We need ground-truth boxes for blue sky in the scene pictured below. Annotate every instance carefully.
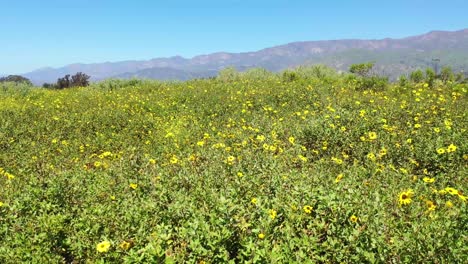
[1,0,467,74]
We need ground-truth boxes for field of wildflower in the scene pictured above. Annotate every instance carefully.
[0,73,466,263]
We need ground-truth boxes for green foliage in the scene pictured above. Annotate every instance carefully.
[348,62,388,90]
[0,75,32,86]
[48,72,91,89]
[0,77,466,263]
[454,72,465,83]
[410,69,424,83]
[425,68,436,87]
[398,75,408,87]
[349,62,375,78]
[217,67,240,82]
[281,70,299,82]
[240,68,275,81]
[440,66,455,83]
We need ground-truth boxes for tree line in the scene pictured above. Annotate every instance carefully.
[0,72,90,89]
[42,72,90,89]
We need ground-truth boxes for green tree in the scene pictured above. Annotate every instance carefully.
[349,62,375,78]
[439,66,454,83]
[55,72,90,89]
[425,68,436,87]
[282,70,299,82]
[410,69,424,83]
[398,75,408,87]
[217,67,239,82]
[454,72,465,83]
[56,74,71,89]
[0,75,33,86]
[71,72,90,87]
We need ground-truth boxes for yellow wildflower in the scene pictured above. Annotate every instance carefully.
[303,205,313,214]
[269,209,277,220]
[445,187,458,195]
[335,173,344,183]
[368,132,377,140]
[96,240,111,253]
[170,155,179,164]
[425,200,436,211]
[423,177,435,183]
[446,144,457,153]
[349,215,358,223]
[119,241,132,251]
[399,189,414,205]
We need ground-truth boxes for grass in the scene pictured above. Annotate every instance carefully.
[0,76,466,263]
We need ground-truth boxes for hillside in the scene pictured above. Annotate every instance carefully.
[22,29,468,84]
[0,74,466,262]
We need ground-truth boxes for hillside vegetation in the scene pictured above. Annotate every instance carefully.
[0,71,466,263]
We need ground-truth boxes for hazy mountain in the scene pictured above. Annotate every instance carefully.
[22,29,468,84]
[115,67,218,80]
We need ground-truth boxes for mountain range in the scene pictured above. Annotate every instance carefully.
[22,28,468,85]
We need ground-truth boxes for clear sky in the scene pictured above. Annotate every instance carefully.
[1,0,467,74]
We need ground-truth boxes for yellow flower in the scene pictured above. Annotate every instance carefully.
[129,183,138,190]
[226,156,236,165]
[0,201,4,207]
[425,200,436,211]
[445,201,453,208]
[335,173,344,183]
[367,153,376,161]
[96,240,111,253]
[349,215,358,223]
[288,136,295,145]
[399,189,414,205]
[119,241,132,251]
[458,194,467,202]
[379,148,387,157]
[331,157,343,165]
[368,132,377,140]
[423,177,435,183]
[149,158,156,164]
[4,172,15,180]
[445,187,458,195]
[269,209,277,220]
[251,198,257,205]
[297,155,308,162]
[303,205,313,214]
[436,148,445,154]
[446,144,457,153]
[258,233,265,239]
[170,155,179,164]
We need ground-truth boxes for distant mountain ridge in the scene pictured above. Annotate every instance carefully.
[22,28,468,85]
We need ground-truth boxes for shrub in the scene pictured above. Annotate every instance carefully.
[0,75,32,86]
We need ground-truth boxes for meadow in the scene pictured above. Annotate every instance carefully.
[0,71,466,263]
